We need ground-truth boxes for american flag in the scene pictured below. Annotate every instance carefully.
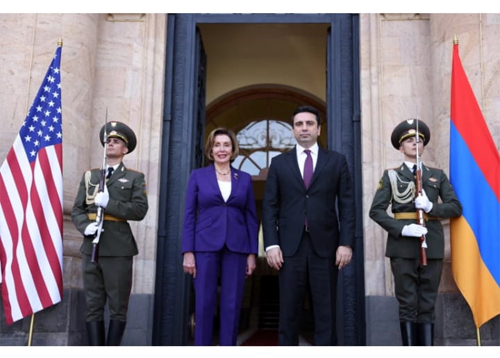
[0,44,63,325]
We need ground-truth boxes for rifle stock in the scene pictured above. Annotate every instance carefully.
[91,167,106,263]
[414,118,427,266]
[91,110,108,263]
[415,168,428,266]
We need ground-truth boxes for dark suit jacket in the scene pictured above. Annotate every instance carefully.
[71,162,149,256]
[369,163,462,259]
[181,164,259,255]
[262,146,356,259]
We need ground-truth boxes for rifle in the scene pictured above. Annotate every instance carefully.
[91,110,108,263]
[415,119,428,266]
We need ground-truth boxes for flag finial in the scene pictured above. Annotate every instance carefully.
[453,35,458,45]
[58,38,63,47]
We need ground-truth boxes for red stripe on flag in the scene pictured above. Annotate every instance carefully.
[451,44,500,201]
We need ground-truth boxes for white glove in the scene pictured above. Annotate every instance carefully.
[84,222,100,236]
[402,224,428,237]
[415,189,433,213]
[94,185,109,208]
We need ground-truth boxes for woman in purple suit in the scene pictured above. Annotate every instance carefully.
[182,128,259,346]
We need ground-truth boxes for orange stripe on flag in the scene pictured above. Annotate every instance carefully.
[451,216,500,328]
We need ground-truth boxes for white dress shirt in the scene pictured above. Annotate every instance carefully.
[218,180,231,202]
[296,142,319,179]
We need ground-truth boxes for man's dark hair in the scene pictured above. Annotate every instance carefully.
[292,105,321,126]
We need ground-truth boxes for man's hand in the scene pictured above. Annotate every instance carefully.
[336,245,352,270]
[84,222,100,236]
[266,247,284,270]
[402,224,428,237]
[94,185,109,208]
[183,252,197,278]
[415,189,433,213]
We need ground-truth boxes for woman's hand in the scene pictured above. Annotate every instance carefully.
[246,254,256,277]
[183,252,197,278]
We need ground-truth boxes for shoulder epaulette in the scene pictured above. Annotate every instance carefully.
[126,168,143,174]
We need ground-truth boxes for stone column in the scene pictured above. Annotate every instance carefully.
[58,14,101,287]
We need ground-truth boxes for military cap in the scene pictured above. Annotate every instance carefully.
[99,121,137,154]
[391,118,430,150]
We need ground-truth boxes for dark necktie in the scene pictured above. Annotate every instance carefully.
[303,150,313,231]
[412,164,417,176]
[303,149,313,189]
[106,167,114,179]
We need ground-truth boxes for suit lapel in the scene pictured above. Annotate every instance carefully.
[309,148,328,188]
[206,164,221,197]
[398,163,414,182]
[422,163,434,184]
[228,167,240,202]
[284,148,305,189]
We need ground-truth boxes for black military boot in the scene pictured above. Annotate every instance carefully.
[86,320,105,346]
[106,319,127,346]
[416,322,434,346]
[400,321,417,346]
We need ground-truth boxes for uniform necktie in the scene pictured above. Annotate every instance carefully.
[106,167,114,179]
[303,149,313,189]
[412,164,417,176]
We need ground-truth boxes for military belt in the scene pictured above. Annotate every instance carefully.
[88,213,127,222]
[394,212,439,221]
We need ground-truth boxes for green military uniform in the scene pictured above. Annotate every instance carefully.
[369,119,462,346]
[71,121,148,346]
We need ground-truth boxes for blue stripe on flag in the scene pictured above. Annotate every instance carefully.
[450,121,500,286]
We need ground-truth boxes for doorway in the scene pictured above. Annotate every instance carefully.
[153,14,363,346]
[205,84,327,344]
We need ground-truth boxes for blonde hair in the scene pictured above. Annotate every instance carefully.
[205,128,239,162]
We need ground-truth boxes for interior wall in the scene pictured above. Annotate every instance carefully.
[198,23,329,105]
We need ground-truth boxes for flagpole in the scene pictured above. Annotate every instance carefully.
[28,314,35,346]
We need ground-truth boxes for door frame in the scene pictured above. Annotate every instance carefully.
[153,13,364,346]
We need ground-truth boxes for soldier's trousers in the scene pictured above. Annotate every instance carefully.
[390,258,443,323]
[82,254,133,322]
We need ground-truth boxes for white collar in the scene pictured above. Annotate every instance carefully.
[296,142,319,155]
[404,161,422,170]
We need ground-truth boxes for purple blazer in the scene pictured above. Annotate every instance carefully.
[181,164,259,255]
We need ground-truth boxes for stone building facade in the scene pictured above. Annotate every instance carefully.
[0,13,499,346]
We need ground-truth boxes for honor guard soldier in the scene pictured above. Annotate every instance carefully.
[369,119,462,346]
[71,121,148,346]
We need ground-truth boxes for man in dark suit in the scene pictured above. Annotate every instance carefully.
[262,105,356,345]
[369,119,462,345]
[72,121,148,346]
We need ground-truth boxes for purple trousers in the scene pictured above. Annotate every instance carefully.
[193,247,248,346]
